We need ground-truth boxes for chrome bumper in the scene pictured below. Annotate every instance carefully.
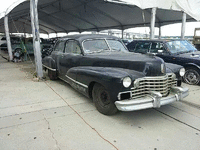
[115,86,189,111]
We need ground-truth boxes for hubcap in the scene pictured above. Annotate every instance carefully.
[100,91,110,106]
[184,69,199,85]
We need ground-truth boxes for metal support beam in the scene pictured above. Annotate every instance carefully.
[30,0,43,79]
[181,12,186,39]
[150,7,157,39]
[159,26,161,39]
[122,29,124,39]
[4,15,13,61]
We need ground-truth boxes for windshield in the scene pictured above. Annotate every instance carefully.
[165,40,197,54]
[83,39,127,54]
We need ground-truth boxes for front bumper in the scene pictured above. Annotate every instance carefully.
[115,86,189,111]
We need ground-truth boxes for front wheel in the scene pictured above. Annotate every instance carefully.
[13,48,24,61]
[92,83,118,115]
[183,67,200,85]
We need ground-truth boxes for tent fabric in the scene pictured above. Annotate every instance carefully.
[175,0,200,21]
[0,0,197,34]
[107,0,200,21]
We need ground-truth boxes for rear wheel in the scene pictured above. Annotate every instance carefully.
[48,69,57,80]
[92,83,118,115]
[183,67,200,85]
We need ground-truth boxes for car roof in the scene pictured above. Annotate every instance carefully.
[59,34,120,42]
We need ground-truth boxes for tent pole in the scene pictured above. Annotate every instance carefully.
[122,29,124,39]
[159,26,161,39]
[181,12,186,39]
[150,7,156,39]
[4,15,13,61]
[30,0,43,79]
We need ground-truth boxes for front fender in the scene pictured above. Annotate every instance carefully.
[12,44,21,51]
[66,67,145,101]
[68,66,145,86]
[184,63,200,69]
[166,63,183,77]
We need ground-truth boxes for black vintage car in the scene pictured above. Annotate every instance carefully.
[42,34,188,115]
[127,39,200,85]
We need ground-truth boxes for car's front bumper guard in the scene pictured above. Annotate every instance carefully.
[115,86,189,111]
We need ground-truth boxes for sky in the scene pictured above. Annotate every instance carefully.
[0,0,200,37]
[126,22,200,37]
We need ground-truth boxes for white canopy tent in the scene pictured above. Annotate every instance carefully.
[107,0,200,21]
[0,0,199,79]
[0,0,198,34]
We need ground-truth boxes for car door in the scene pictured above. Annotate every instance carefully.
[58,40,82,79]
[155,42,177,63]
[50,40,66,69]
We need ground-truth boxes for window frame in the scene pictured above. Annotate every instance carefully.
[54,40,66,52]
[64,39,83,55]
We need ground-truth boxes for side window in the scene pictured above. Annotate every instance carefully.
[127,42,136,52]
[134,42,150,54]
[54,41,65,52]
[150,42,164,53]
[65,40,81,54]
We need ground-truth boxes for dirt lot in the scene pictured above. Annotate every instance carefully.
[0,55,200,150]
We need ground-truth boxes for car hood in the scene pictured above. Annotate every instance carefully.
[82,52,166,76]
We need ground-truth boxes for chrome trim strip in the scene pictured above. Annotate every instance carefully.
[42,64,56,71]
[65,75,88,88]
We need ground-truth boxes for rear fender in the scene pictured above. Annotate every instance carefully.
[42,56,56,71]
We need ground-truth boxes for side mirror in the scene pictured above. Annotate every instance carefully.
[158,50,163,53]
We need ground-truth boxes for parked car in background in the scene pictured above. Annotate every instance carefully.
[0,36,7,50]
[127,39,200,85]
[0,36,21,51]
[43,34,188,115]
[122,39,131,45]
[0,37,53,61]
[12,37,53,55]
[193,28,200,50]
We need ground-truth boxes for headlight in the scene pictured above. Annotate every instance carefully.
[179,68,185,76]
[123,77,132,88]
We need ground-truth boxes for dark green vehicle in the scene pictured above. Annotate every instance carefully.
[12,37,53,55]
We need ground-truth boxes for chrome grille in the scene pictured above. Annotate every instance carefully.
[131,73,177,99]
